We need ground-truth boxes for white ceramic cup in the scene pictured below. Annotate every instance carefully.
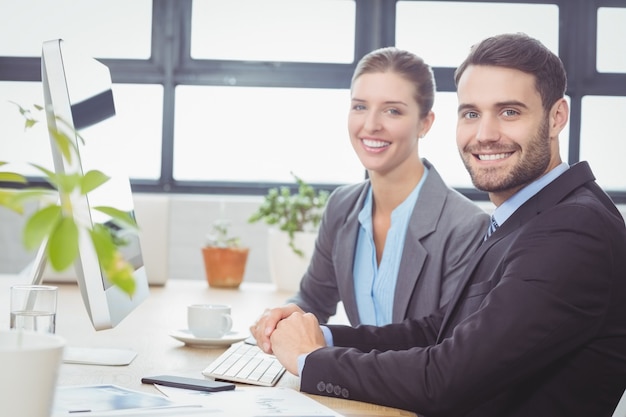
[0,329,66,417]
[187,304,233,339]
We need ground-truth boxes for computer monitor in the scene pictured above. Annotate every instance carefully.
[33,38,150,337]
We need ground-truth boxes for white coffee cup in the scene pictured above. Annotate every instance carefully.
[0,329,66,417]
[187,304,233,339]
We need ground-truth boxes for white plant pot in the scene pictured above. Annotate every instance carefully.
[267,228,316,293]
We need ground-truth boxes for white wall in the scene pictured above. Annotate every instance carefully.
[0,204,36,274]
[165,194,271,283]
[0,193,275,285]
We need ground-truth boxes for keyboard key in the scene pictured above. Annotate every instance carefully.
[238,356,263,379]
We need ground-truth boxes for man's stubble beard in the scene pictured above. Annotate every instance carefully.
[460,117,551,194]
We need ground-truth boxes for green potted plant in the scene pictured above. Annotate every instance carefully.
[248,173,329,292]
[0,103,137,295]
[201,219,249,288]
[248,173,329,256]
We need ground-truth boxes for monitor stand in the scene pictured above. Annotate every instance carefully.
[63,347,137,366]
[28,243,138,366]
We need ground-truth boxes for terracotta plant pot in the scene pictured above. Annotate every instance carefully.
[201,246,249,288]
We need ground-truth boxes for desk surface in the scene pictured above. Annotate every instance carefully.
[1,275,415,417]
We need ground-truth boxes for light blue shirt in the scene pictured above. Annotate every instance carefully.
[353,168,428,325]
[491,162,569,228]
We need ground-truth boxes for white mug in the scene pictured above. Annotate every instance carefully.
[187,304,233,339]
[0,329,66,417]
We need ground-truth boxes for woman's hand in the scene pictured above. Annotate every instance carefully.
[250,303,304,353]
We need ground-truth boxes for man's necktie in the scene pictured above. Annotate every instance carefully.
[484,215,499,241]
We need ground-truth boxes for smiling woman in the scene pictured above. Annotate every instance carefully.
[250,48,490,350]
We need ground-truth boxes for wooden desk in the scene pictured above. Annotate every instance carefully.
[1,275,415,417]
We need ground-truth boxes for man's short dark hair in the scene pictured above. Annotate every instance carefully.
[454,33,567,111]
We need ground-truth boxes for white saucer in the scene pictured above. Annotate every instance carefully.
[169,329,249,348]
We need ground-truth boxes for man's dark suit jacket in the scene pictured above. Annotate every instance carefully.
[300,162,626,417]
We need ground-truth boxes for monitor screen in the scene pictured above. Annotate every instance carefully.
[35,39,150,332]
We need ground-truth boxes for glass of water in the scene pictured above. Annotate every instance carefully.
[10,285,58,334]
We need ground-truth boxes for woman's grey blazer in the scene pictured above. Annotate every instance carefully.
[290,159,490,325]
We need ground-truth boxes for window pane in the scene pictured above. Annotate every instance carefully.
[0,82,162,180]
[191,0,355,63]
[174,86,364,184]
[0,82,52,175]
[0,0,152,58]
[421,92,570,189]
[580,96,626,191]
[419,92,471,188]
[100,84,164,180]
[597,7,626,73]
[396,2,559,68]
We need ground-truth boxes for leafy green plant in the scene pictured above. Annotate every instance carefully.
[0,103,137,295]
[248,173,329,257]
[205,219,242,248]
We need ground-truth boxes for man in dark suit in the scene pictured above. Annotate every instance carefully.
[255,33,626,416]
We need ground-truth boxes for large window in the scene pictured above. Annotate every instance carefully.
[173,85,362,184]
[1,0,625,202]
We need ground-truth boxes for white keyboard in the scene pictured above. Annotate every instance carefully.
[202,342,286,387]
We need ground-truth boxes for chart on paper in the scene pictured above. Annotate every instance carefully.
[154,385,345,417]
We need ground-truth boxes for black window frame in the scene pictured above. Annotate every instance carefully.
[1,0,624,203]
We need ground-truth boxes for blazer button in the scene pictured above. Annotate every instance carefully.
[341,388,349,398]
[333,385,342,396]
[316,381,326,393]
[325,383,334,394]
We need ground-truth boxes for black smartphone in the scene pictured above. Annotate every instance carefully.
[141,375,236,392]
